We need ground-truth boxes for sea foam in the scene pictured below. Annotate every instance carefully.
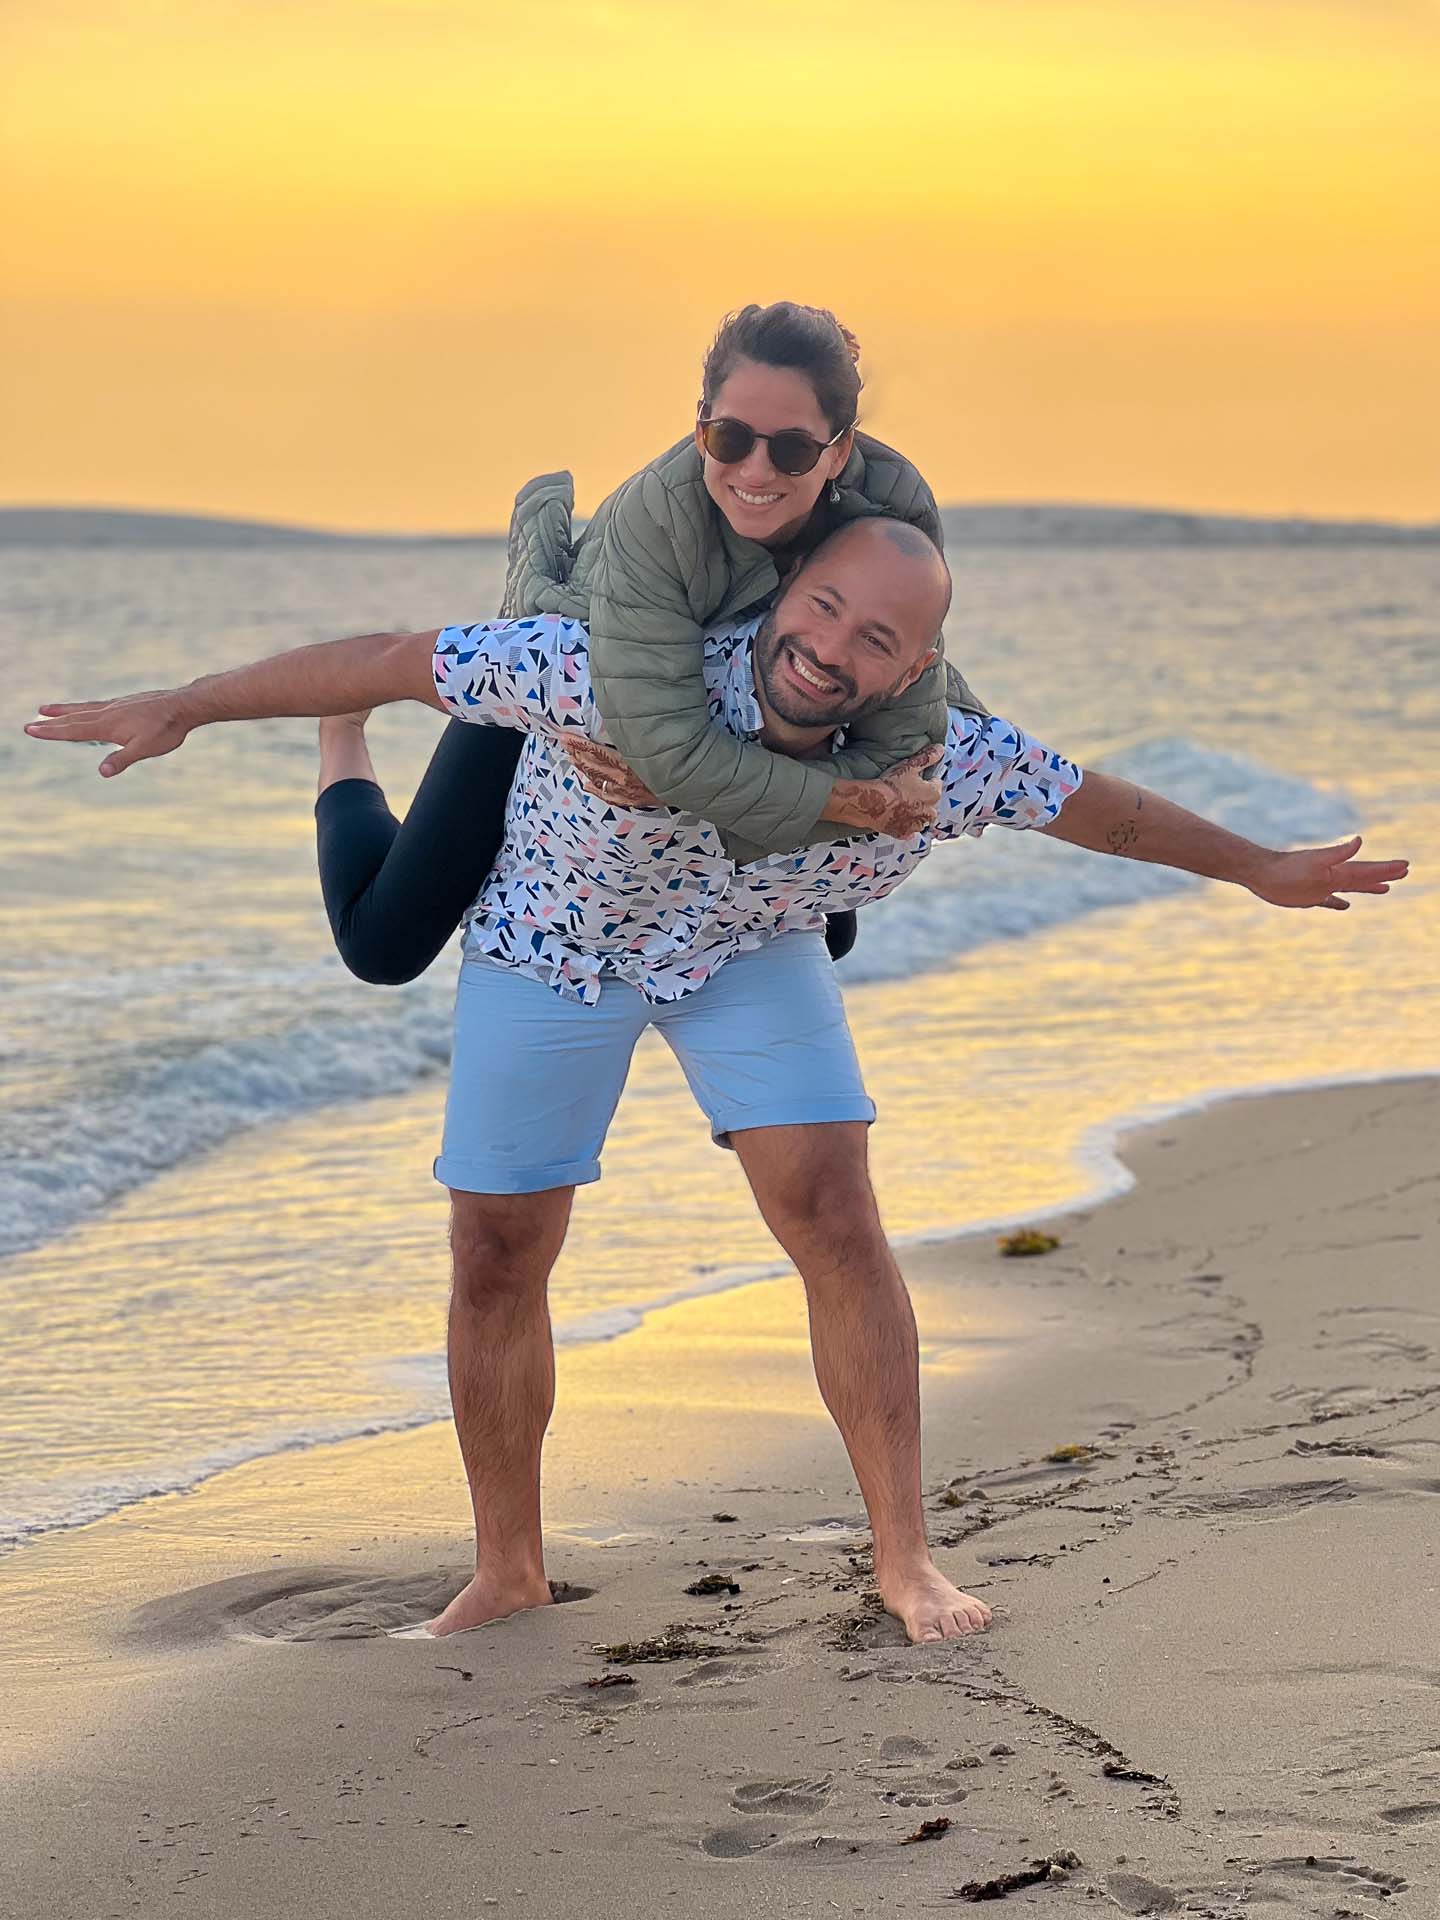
[0,738,1353,1261]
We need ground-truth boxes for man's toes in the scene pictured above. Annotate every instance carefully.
[917,1621,945,1643]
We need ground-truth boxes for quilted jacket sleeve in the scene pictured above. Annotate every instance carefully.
[588,469,838,853]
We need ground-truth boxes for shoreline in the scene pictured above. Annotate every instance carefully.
[8,1062,1436,1562]
[6,1074,1440,1919]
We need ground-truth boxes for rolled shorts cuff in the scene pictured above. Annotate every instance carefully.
[710,1094,877,1150]
[433,1151,602,1195]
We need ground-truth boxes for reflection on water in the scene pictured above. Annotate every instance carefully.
[4,825,1434,1548]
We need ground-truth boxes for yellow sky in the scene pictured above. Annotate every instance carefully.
[3,0,1437,528]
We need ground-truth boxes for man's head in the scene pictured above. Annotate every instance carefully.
[753,518,951,743]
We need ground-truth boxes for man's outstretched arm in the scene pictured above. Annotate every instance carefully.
[1043,768,1408,911]
[25,629,444,777]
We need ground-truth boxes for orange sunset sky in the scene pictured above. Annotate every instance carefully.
[3,0,1437,532]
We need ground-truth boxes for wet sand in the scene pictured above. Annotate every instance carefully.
[5,1077,1438,1918]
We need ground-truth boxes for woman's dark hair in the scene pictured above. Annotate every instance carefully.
[700,302,862,437]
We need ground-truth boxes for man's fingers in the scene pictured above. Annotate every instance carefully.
[1333,859,1408,884]
[26,714,117,742]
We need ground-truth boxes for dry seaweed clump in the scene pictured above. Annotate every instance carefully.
[900,1817,951,1846]
[998,1228,1060,1257]
[953,1849,1081,1900]
[1043,1443,1097,1463]
[594,1626,728,1663]
[685,1572,741,1596]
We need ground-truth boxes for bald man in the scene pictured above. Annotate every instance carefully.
[26,518,1406,1644]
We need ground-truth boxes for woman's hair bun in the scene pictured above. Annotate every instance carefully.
[701,302,864,437]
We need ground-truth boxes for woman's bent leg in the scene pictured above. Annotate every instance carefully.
[314,719,524,985]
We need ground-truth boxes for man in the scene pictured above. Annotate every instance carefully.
[26,519,1407,1644]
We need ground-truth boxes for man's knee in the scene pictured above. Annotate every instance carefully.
[736,1123,884,1253]
[448,1189,571,1307]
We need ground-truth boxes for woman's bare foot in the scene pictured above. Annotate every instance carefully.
[878,1560,992,1643]
[415,1570,556,1638]
[318,711,377,794]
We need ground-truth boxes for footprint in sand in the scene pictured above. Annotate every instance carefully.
[874,1773,970,1808]
[729,1775,834,1814]
[863,1736,967,1808]
[1381,1801,1440,1825]
[1263,1857,1408,1895]
[1106,1872,1179,1915]
[128,1567,593,1644]
[699,1821,782,1858]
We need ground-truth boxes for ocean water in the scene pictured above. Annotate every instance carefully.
[2,540,1437,1550]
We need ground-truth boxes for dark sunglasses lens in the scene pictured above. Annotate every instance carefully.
[702,419,756,464]
[767,431,824,475]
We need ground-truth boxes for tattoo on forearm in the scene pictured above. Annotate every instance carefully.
[1105,786,1144,856]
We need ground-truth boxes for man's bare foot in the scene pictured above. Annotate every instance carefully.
[878,1561,992,1643]
[414,1571,555,1638]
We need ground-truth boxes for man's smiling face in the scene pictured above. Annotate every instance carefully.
[752,520,949,739]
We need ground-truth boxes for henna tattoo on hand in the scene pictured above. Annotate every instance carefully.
[848,787,891,823]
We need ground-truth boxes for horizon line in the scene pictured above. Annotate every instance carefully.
[4,499,1438,539]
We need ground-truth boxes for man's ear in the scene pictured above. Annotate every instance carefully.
[896,645,939,695]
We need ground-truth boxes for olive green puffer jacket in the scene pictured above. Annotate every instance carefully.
[500,433,983,862]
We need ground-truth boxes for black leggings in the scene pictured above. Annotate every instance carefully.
[314,720,857,985]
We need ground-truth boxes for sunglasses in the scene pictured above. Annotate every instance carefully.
[697,413,852,477]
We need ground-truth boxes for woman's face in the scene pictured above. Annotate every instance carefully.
[695,358,854,548]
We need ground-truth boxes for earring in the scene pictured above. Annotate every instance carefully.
[829,481,841,506]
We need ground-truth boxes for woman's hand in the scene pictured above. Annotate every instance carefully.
[565,738,663,809]
[823,746,945,839]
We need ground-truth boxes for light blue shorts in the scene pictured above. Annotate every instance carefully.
[435,932,875,1194]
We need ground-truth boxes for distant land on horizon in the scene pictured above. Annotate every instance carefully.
[2,503,1437,547]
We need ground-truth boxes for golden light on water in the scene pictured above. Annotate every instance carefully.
[6,826,1432,1562]
[3,1,1437,525]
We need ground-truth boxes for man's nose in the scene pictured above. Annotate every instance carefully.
[803,624,852,676]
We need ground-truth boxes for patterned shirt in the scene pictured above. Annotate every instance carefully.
[432,613,1081,1004]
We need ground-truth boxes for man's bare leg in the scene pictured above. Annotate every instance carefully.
[422,1186,574,1637]
[733,1122,991,1644]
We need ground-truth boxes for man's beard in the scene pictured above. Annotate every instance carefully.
[754,611,898,729]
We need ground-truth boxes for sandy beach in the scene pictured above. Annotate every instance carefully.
[5,1075,1438,1918]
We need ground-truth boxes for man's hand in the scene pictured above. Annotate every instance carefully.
[1042,770,1410,912]
[26,689,197,778]
[24,630,443,778]
[565,738,664,809]
[824,745,944,839]
[1245,836,1409,911]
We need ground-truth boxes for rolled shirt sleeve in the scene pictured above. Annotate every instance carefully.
[432,617,595,735]
[935,711,1083,839]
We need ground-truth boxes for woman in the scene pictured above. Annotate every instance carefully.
[316,301,983,982]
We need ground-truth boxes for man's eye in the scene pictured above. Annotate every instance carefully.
[813,596,835,616]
